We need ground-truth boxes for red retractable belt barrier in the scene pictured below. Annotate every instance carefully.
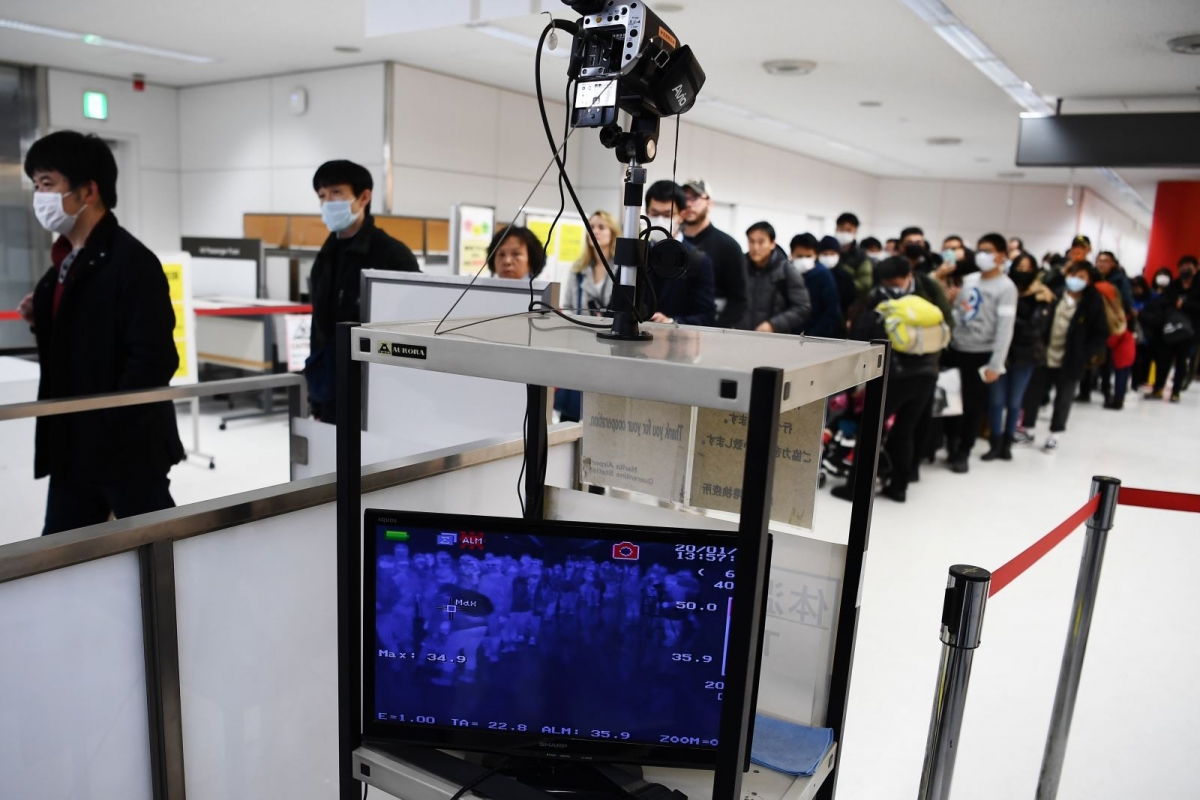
[1118,487,1200,514]
[2,306,312,320]
[988,496,1099,598]
[195,305,312,317]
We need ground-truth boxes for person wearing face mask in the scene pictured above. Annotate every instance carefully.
[834,213,874,301]
[1078,251,1136,404]
[1147,256,1200,401]
[1002,254,1056,452]
[1129,275,1153,389]
[738,221,810,333]
[789,234,843,338]
[17,131,184,535]
[861,237,884,264]
[897,226,933,277]
[941,233,1018,471]
[306,160,419,423]
[1023,263,1109,451]
[939,235,978,291]
[835,256,949,503]
[643,180,716,327]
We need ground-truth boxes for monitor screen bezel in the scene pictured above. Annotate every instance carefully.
[362,508,742,769]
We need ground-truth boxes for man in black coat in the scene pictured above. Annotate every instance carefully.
[644,181,717,327]
[19,131,184,535]
[306,160,420,422]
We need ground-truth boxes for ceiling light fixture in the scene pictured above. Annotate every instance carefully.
[656,2,686,11]
[1167,34,1200,55]
[926,136,962,146]
[0,19,214,63]
[762,59,817,77]
[1095,167,1154,214]
[899,0,1053,115]
[334,45,362,54]
[997,171,1026,179]
[470,22,568,58]
[859,100,882,107]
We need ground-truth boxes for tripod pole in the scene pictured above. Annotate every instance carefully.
[599,160,652,341]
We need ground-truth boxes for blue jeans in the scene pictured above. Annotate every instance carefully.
[987,365,1035,440]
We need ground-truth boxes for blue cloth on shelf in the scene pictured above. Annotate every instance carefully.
[749,714,834,777]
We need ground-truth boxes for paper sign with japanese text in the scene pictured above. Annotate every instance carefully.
[689,401,824,529]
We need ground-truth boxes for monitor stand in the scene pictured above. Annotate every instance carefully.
[368,742,684,800]
[478,755,658,800]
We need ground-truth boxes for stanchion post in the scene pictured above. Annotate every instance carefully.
[1036,475,1121,800]
[918,564,991,800]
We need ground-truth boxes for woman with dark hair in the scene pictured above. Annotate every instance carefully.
[486,226,546,281]
[988,253,1053,458]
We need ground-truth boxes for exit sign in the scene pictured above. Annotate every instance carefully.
[83,91,108,120]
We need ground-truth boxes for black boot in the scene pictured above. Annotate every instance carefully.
[980,437,1004,461]
[998,435,1013,461]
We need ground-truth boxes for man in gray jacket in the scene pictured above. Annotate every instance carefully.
[738,221,811,333]
[942,232,1018,473]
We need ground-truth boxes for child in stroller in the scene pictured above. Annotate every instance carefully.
[820,390,894,490]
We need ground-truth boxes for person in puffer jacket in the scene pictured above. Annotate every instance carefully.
[737,221,811,333]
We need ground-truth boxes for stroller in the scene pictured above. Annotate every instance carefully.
[819,391,893,489]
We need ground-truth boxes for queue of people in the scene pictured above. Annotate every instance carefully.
[15,133,1197,534]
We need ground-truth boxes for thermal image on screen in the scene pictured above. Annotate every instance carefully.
[370,524,738,750]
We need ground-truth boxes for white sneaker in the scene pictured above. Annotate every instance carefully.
[1043,434,1058,451]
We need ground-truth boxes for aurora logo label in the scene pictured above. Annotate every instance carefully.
[389,343,427,360]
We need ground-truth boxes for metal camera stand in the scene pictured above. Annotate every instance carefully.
[335,317,890,800]
[597,115,660,342]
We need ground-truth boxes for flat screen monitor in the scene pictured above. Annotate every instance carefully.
[363,509,746,768]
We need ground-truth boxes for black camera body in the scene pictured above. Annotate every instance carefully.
[563,1,705,130]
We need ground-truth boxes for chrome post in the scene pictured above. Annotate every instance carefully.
[1036,476,1121,800]
[918,564,991,800]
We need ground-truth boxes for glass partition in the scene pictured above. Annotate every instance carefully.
[0,553,153,800]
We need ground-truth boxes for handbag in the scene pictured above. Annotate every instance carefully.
[932,368,963,418]
[1163,310,1196,345]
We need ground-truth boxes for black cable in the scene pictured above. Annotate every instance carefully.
[362,783,369,799]
[535,19,642,323]
[672,112,681,188]
[528,76,575,315]
[449,758,513,800]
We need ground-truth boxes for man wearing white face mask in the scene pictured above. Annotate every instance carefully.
[306,160,419,422]
[834,213,874,302]
[789,235,843,338]
[19,131,184,535]
[941,232,1018,471]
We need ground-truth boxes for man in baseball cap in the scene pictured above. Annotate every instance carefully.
[681,179,746,328]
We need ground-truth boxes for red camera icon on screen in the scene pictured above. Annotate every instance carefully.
[612,542,640,561]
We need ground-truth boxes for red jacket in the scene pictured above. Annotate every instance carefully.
[1108,329,1136,369]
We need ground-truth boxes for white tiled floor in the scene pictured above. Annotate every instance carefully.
[826,385,1200,799]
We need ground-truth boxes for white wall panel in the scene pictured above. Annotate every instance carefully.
[269,65,385,169]
[392,165,497,219]
[939,182,1011,237]
[47,70,180,170]
[0,553,153,800]
[179,79,271,171]
[392,65,499,176]
[182,169,272,238]
[140,168,182,251]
